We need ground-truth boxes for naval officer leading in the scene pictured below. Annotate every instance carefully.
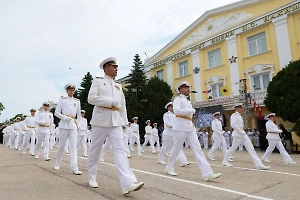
[87,57,143,195]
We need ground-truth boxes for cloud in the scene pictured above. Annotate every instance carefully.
[0,0,239,121]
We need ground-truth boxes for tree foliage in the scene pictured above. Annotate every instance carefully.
[142,77,173,126]
[0,102,5,115]
[124,54,173,138]
[264,59,300,135]
[125,54,147,100]
[76,72,94,124]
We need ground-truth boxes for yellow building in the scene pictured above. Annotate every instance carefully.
[119,0,300,133]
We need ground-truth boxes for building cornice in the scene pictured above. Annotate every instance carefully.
[145,0,299,69]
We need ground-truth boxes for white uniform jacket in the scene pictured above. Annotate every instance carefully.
[13,122,22,135]
[88,75,128,127]
[265,120,282,140]
[145,125,153,135]
[35,111,54,134]
[163,111,175,136]
[24,115,37,132]
[173,94,196,132]
[131,123,139,136]
[152,127,158,137]
[55,96,81,130]
[127,126,134,137]
[230,112,246,138]
[211,118,224,138]
[77,117,88,136]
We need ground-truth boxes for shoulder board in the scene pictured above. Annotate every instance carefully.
[95,76,103,79]
[73,98,79,101]
[61,96,67,99]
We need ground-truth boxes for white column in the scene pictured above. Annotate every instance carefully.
[226,36,240,95]
[166,61,173,89]
[191,50,202,101]
[272,14,292,70]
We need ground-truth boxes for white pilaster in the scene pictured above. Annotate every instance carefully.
[272,14,292,70]
[226,36,240,95]
[166,61,173,89]
[191,50,202,101]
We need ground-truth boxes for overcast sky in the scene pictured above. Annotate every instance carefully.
[0,0,239,122]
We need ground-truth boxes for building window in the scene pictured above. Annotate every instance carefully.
[247,32,267,56]
[208,48,221,68]
[211,83,223,98]
[156,69,164,80]
[252,73,270,91]
[178,60,188,77]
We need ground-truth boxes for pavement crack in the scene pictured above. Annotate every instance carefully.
[0,164,34,168]
[35,164,117,200]
[251,181,283,195]
[147,187,191,200]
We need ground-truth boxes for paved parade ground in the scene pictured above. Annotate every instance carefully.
[0,145,299,200]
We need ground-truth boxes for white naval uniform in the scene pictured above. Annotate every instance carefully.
[202,131,209,149]
[262,120,293,163]
[208,118,227,159]
[77,117,88,157]
[166,94,214,177]
[87,75,137,188]
[223,131,230,149]
[35,111,54,159]
[223,112,263,167]
[142,125,155,153]
[22,115,37,155]
[54,127,60,147]
[7,125,15,147]
[152,127,160,152]
[12,122,22,149]
[158,111,188,165]
[19,121,27,149]
[123,128,131,157]
[128,123,142,155]
[55,96,81,172]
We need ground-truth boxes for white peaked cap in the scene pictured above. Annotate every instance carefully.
[266,113,276,118]
[64,83,76,90]
[165,102,173,109]
[176,81,191,93]
[213,112,220,116]
[99,57,117,69]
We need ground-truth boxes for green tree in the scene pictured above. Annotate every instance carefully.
[0,102,5,115]
[76,72,94,124]
[125,54,147,100]
[9,113,23,122]
[124,54,148,138]
[264,59,300,135]
[142,77,173,127]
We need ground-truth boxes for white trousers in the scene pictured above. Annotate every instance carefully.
[18,132,25,149]
[158,135,187,165]
[254,136,260,147]
[129,134,142,154]
[55,129,78,171]
[14,132,20,149]
[30,132,36,155]
[10,134,16,148]
[22,129,35,154]
[262,139,292,162]
[49,133,55,150]
[123,135,130,156]
[166,130,213,177]
[77,133,87,156]
[3,134,10,146]
[224,137,230,148]
[142,135,155,153]
[87,126,137,188]
[153,135,160,152]
[208,137,227,158]
[35,131,50,158]
[64,139,70,153]
[100,137,111,160]
[223,135,262,167]
[239,143,244,150]
[203,137,208,149]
